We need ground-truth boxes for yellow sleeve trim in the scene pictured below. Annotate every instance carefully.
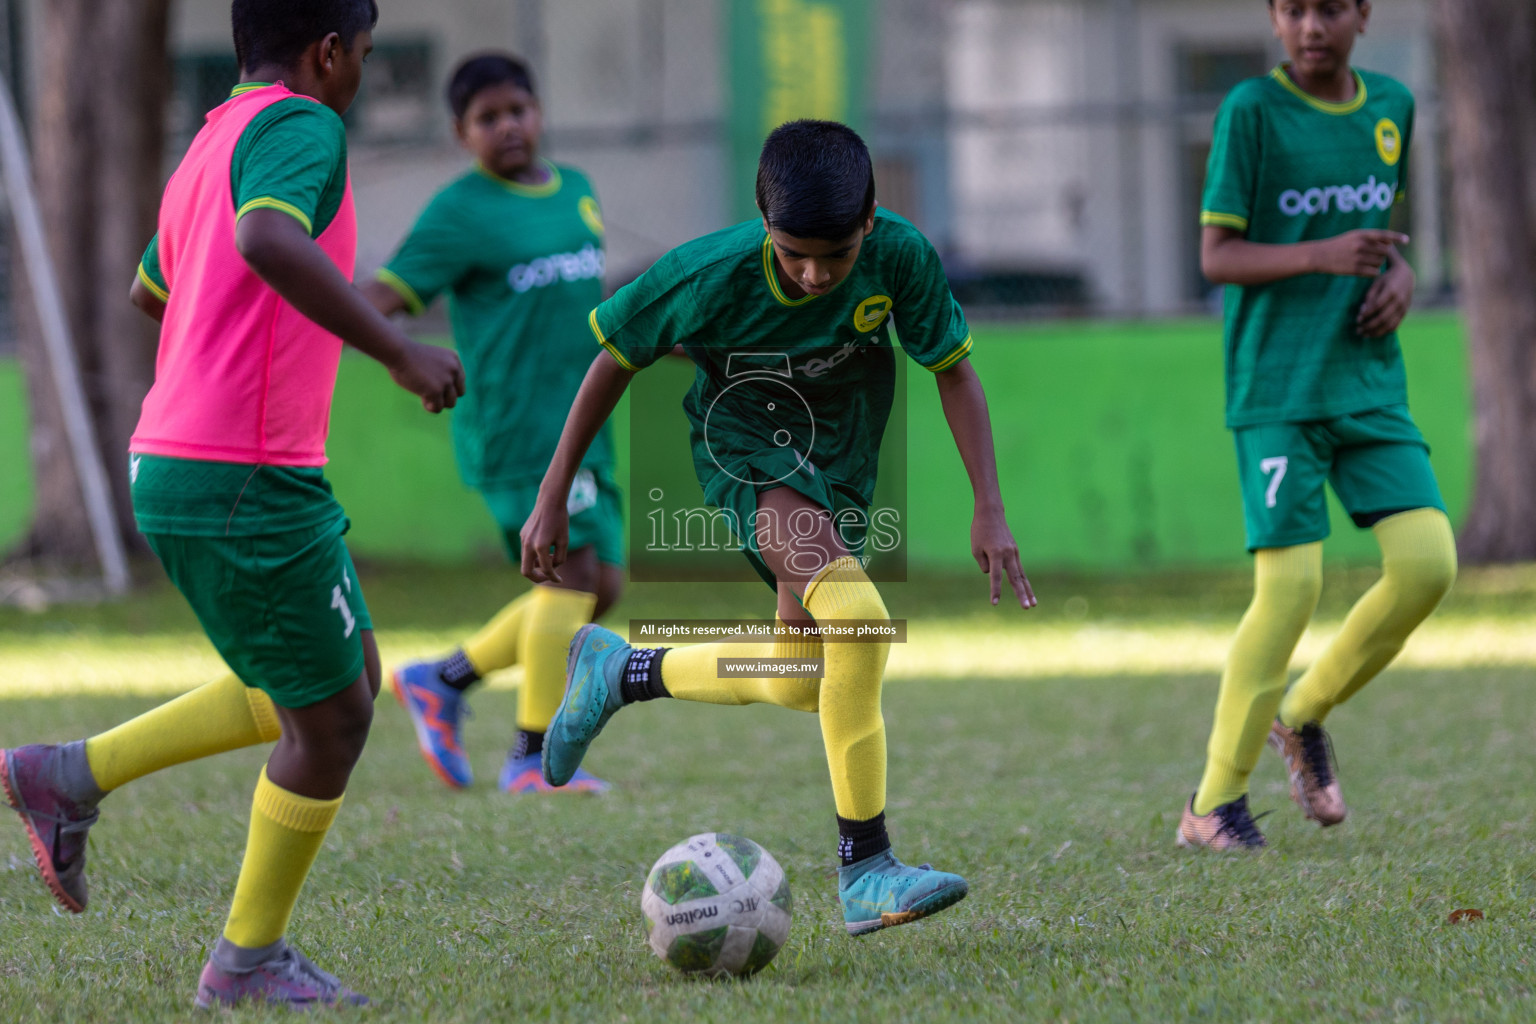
[236,197,314,234]
[374,267,425,315]
[136,262,169,302]
[1200,211,1249,230]
[590,309,639,371]
[925,334,973,373]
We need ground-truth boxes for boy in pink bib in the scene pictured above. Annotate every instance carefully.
[1,0,462,1009]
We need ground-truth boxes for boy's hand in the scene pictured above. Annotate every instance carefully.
[519,495,569,584]
[973,506,1036,609]
[1356,249,1415,338]
[1311,230,1409,277]
[387,339,465,413]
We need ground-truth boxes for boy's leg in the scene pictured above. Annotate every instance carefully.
[656,587,822,711]
[751,491,965,935]
[391,591,536,789]
[198,653,375,1010]
[1268,509,1455,825]
[1189,543,1323,816]
[1181,422,1330,849]
[1268,422,1455,826]
[1281,508,1455,725]
[2,672,283,913]
[544,486,965,933]
[499,553,601,793]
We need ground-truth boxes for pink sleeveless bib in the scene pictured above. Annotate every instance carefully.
[130,83,357,466]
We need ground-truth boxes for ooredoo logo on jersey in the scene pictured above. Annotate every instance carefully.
[1277,176,1397,218]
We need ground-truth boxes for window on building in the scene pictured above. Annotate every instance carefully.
[1175,45,1270,304]
[169,38,436,149]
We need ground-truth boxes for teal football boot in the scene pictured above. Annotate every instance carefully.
[838,851,969,936]
[543,624,630,787]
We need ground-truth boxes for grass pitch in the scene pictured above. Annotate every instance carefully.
[1,566,1534,1022]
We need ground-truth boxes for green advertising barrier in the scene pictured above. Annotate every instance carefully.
[0,314,1471,571]
[726,0,872,218]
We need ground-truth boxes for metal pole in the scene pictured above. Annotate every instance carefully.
[0,76,130,594]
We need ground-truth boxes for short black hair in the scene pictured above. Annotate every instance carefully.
[448,53,537,119]
[231,0,378,72]
[755,120,876,240]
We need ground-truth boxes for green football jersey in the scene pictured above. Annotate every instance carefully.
[591,208,971,509]
[138,83,349,299]
[378,161,612,488]
[1201,65,1414,428]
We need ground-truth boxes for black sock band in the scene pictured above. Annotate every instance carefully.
[511,729,544,759]
[439,649,480,691]
[837,811,891,866]
[619,647,671,704]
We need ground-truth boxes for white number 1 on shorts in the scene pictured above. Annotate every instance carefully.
[1260,456,1289,509]
[331,577,357,639]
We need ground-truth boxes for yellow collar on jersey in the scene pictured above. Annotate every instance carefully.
[475,159,563,198]
[1271,64,1368,116]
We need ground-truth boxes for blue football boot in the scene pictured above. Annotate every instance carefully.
[391,660,473,789]
[543,624,630,787]
[838,850,969,936]
[499,751,610,794]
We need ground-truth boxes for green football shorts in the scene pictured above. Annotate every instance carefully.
[704,447,873,590]
[145,514,374,709]
[483,466,625,568]
[1233,404,1446,551]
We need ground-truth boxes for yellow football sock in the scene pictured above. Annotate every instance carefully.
[84,673,281,794]
[222,767,343,949]
[803,557,889,821]
[1193,543,1322,815]
[659,621,823,712]
[517,587,598,732]
[461,590,538,676]
[1279,508,1456,728]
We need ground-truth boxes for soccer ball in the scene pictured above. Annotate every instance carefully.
[640,833,793,977]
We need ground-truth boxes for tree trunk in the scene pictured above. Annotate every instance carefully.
[11,0,171,570]
[1437,0,1536,561]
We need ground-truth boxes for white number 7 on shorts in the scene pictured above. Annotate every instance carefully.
[1260,456,1289,509]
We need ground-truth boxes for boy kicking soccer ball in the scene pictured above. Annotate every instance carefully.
[365,54,621,795]
[521,120,1036,935]
[1179,0,1456,849]
[2,0,463,1007]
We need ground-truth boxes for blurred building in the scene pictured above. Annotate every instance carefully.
[12,0,1446,317]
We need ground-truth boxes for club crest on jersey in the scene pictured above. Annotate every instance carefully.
[1374,118,1402,167]
[853,294,892,334]
[578,195,604,235]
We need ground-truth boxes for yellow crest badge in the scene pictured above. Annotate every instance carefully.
[1374,118,1402,167]
[853,294,892,334]
[579,195,605,235]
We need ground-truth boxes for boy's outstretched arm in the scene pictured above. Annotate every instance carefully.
[521,350,636,584]
[1201,225,1409,286]
[934,359,1036,609]
[235,209,464,412]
